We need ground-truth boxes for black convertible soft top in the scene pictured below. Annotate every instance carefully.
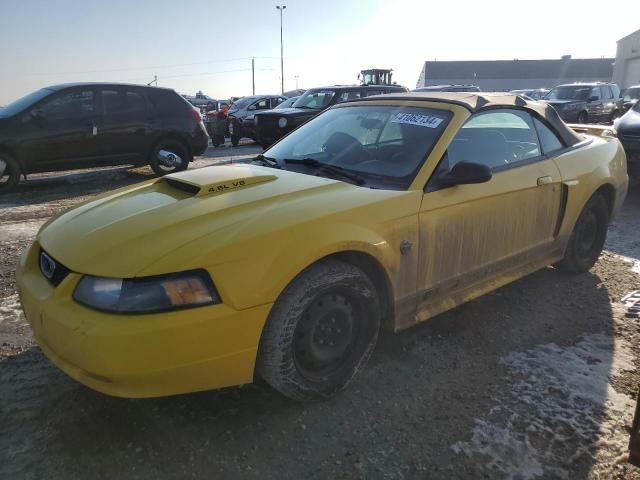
[355,92,584,147]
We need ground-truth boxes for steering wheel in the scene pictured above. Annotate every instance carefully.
[322,132,370,165]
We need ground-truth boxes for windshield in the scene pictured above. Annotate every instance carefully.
[623,87,640,101]
[230,96,257,110]
[545,86,591,101]
[264,105,451,189]
[275,96,298,109]
[0,88,52,117]
[292,89,336,109]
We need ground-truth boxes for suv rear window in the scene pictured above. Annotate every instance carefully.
[150,89,190,111]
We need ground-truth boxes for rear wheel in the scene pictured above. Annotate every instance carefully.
[555,193,609,273]
[149,139,190,175]
[0,153,20,193]
[257,259,380,401]
[577,111,588,124]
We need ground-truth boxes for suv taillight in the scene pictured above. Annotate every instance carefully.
[190,109,202,122]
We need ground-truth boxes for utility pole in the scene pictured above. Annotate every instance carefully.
[252,57,255,95]
[276,5,286,94]
[294,75,299,90]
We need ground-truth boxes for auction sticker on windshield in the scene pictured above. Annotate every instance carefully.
[392,112,444,128]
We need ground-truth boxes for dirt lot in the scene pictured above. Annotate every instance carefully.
[1,146,639,480]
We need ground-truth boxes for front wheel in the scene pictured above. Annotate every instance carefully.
[555,193,609,273]
[149,140,190,175]
[257,259,381,402]
[0,153,20,193]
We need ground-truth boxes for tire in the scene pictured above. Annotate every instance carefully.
[555,193,609,273]
[257,259,381,402]
[577,111,588,124]
[149,139,190,176]
[611,109,621,122]
[0,153,20,193]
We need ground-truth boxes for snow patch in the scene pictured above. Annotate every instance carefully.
[452,332,635,479]
[0,294,26,328]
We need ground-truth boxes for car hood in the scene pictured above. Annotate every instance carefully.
[37,164,391,278]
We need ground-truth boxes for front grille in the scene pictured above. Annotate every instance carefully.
[39,249,71,287]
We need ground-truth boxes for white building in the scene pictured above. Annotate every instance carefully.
[613,28,640,89]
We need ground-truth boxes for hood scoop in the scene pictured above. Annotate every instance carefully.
[164,164,278,197]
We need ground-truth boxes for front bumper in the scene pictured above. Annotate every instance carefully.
[619,133,640,156]
[16,242,272,398]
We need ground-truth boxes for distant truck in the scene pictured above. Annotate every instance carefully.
[182,91,218,109]
[359,68,395,86]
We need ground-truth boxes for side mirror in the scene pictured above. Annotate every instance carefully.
[439,161,492,187]
[588,95,599,102]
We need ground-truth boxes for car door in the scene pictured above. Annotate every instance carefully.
[21,88,98,172]
[96,87,154,165]
[600,86,614,119]
[415,109,564,323]
[587,86,603,121]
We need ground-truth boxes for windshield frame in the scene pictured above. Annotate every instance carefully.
[0,88,53,117]
[262,103,453,190]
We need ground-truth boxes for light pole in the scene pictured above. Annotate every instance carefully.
[276,5,286,94]
[294,75,299,90]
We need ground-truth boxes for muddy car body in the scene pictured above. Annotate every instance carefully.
[17,92,628,401]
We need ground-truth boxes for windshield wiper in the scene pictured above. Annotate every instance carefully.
[283,158,366,186]
[252,154,281,169]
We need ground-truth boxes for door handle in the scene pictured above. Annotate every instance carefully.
[537,176,553,186]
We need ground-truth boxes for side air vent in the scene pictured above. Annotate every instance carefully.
[165,178,199,195]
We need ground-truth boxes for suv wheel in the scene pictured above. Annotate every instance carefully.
[0,153,20,193]
[149,140,190,175]
[257,259,381,401]
[577,111,588,124]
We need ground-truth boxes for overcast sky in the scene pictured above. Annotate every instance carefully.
[0,0,638,104]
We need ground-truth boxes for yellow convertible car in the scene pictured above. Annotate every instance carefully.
[17,92,628,401]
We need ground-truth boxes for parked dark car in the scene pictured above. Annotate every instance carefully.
[0,83,209,192]
[254,84,408,147]
[243,96,300,142]
[219,95,287,146]
[621,85,640,113]
[542,83,621,123]
[413,84,481,93]
[615,100,640,177]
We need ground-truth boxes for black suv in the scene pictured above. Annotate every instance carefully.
[0,83,209,192]
[253,84,408,147]
[542,83,621,123]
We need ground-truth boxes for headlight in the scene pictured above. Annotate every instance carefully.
[278,117,288,128]
[245,114,255,121]
[565,103,581,111]
[602,128,617,138]
[73,269,220,314]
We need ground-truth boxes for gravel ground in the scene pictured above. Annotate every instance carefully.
[1,146,639,480]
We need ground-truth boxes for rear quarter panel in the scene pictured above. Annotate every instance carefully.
[553,135,628,240]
